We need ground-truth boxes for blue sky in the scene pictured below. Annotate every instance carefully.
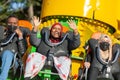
[10,1,26,10]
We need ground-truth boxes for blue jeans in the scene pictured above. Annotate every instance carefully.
[0,50,14,80]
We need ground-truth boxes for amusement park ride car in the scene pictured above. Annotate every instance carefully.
[5,0,120,80]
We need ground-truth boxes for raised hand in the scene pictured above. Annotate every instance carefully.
[15,28,23,39]
[67,20,77,30]
[32,16,41,32]
[67,20,78,35]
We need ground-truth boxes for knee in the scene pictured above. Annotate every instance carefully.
[2,50,14,58]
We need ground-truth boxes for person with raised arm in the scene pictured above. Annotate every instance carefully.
[24,16,80,80]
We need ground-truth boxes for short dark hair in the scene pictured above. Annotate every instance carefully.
[6,14,19,23]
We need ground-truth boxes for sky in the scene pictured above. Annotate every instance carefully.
[10,1,25,11]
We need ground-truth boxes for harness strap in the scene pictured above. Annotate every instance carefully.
[45,31,68,47]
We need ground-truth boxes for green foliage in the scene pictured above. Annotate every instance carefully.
[0,0,42,26]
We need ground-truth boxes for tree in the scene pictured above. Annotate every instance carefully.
[0,0,42,26]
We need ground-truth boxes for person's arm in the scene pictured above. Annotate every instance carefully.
[67,20,80,50]
[67,20,79,36]
[0,26,4,41]
[17,39,27,56]
[67,31,80,50]
[30,26,50,47]
[112,43,120,57]
[84,48,92,68]
[30,16,42,47]
[85,48,92,62]
[14,28,27,55]
[84,38,98,69]
[32,16,41,32]
[88,38,98,51]
[22,27,31,37]
[30,30,41,47]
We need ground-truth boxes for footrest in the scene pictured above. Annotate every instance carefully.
[38,69,60,80]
